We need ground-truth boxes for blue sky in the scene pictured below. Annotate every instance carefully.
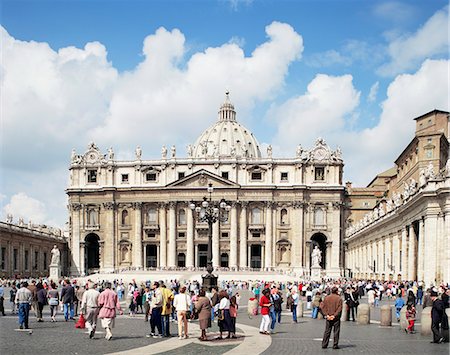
[1,0,449,227]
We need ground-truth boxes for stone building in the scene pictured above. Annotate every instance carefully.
[345,110,450,285]
[67,93,346,277]
[0,219,68,278]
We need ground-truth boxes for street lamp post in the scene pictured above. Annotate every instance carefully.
[189,183,231,290]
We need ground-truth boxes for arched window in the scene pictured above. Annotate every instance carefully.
[314,208,325,226]
[251,207,262,224]
[147,208,157,224]
[178,209,186,225]
[280,208,288,225]
[121,210,129,225]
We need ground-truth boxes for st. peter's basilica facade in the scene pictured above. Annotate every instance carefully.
[67,94,346,277]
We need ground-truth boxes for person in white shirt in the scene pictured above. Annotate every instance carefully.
[81,281,100,339]
[173,286,191,339]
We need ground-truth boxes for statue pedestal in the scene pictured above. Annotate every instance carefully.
[49,264,61,280]
[311,265,322,280]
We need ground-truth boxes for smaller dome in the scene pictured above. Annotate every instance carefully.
[192,93,262,159]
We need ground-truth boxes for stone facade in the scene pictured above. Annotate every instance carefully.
[345,110,450,286]
[0,221,68,278]
[67,94,346,277]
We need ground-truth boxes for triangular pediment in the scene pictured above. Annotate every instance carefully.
[166,169,240,189]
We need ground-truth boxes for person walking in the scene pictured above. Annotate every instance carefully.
[430,290,449,343]
[47,282,59,322]
[195,289,212,341]
[60,279,75,321]
[98,281,123,341]
[143,286,152,322]
[291,288,299,323]
[10,284,17,315]
[147,281,163,338]
[321,286,343,350]
[394,295,405,322]
[312,291,322,319]
[0,283,5,316]
[229,295,238,339]
[406,303,416,334]
[259,288,271,335]
[81,281,100,339]
[173,286,191,339]
[15,281,32,329]
[36,282,47,322]
[160,281,174,337]
[217,290,232,339]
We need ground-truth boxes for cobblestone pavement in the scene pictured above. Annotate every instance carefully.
[1,288,449,355]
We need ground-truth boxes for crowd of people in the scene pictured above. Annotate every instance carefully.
[0,276,448,348]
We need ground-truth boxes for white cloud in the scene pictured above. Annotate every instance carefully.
[225,0,254,11]
[305,49,351,67]
[378,6,449,76]
[270,59,449,185]
[373,1,417,24]
[3,193,48,224]
[367,81,379,102]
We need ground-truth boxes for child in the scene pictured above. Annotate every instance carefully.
[394,296,405,322]
[406,303,416,333]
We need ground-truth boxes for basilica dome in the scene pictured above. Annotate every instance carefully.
[192,93,262,159]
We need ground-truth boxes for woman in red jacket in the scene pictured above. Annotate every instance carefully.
[259,288,271,335]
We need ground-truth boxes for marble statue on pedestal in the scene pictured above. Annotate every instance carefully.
[311,246,322,267]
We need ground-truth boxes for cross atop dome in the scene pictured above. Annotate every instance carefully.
[218,91,236,122]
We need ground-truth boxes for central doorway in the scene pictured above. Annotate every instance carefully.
[250,244,262,269]
[146,245,157,268]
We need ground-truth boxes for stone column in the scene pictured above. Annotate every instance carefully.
[239,203,248,268]
[401,227,408,279]
[70,203,82,275]
[329,204,342,277]
[385,236,391,276]
[102,202,116,272]
[168,202,177,267]
[393,232,400,277]
[444,213,450,284]
[417,219,425,282]
[423,215,437,286]
[408,224,416,281]
[79,242,85,276]
[290,203,304,272]
[212,219,220,268]
[133,202,143,269]
[265,202,273,269]
[229,203,238,269]
[159,203,167,268]
[186,207,194,268]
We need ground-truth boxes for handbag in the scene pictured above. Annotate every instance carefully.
[49,298,59,306]
[217,309,224,321]
[75,313,86,329]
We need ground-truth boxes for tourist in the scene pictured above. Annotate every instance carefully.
[75,284,85,316]
[173,286,191,339]
[195,289,212,341]
[344,287,358,322]
[160,281,174,337]
[259,288,271,335]
[98,281,123,340]
[405,303,416,334]
[407,289,416,306]
[15,281,32,329]
[0,282,5,316]
[321,286,343,349]
[291,287,299,323]
[27,280,38,318]
[210,287,219,321]
[394,295,405,322]
[143,286,152,322]
[147,281,163,338]
[312,291,322,319]
[367,288,375,307]
[229,295,238,338]
[36,282,47,322]
[10,283,17,314]
[60,279,75,321]
[81,281,100,339]
[430,290,449,343]
[47,282,59,322]
[416,285,424,305]
[217,290,232,339]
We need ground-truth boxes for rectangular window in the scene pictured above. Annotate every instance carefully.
[146,172,157,181]
[121,174,129,183]
[315,167,325,181]
[178,172,185,179]
[147,233,156,238]
[221,172,229,179]
[34,251,39,269]
[24,250,29,271]
[251,172,262,180]
[43,252,47,270]
[1,247,5,270]
[13,249,18,270]
[281,172,288,181]
[178,232,186,239]
[252,233,260,239]
[221,232,229,239]
[87,169,97,183]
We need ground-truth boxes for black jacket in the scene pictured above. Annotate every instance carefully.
[431,299,449,326]
[61,284,75,304]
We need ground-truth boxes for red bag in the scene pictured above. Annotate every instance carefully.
[75,313,86,329]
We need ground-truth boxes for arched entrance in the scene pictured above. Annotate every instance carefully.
[310,233,327,269]
[85,233,100,272]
